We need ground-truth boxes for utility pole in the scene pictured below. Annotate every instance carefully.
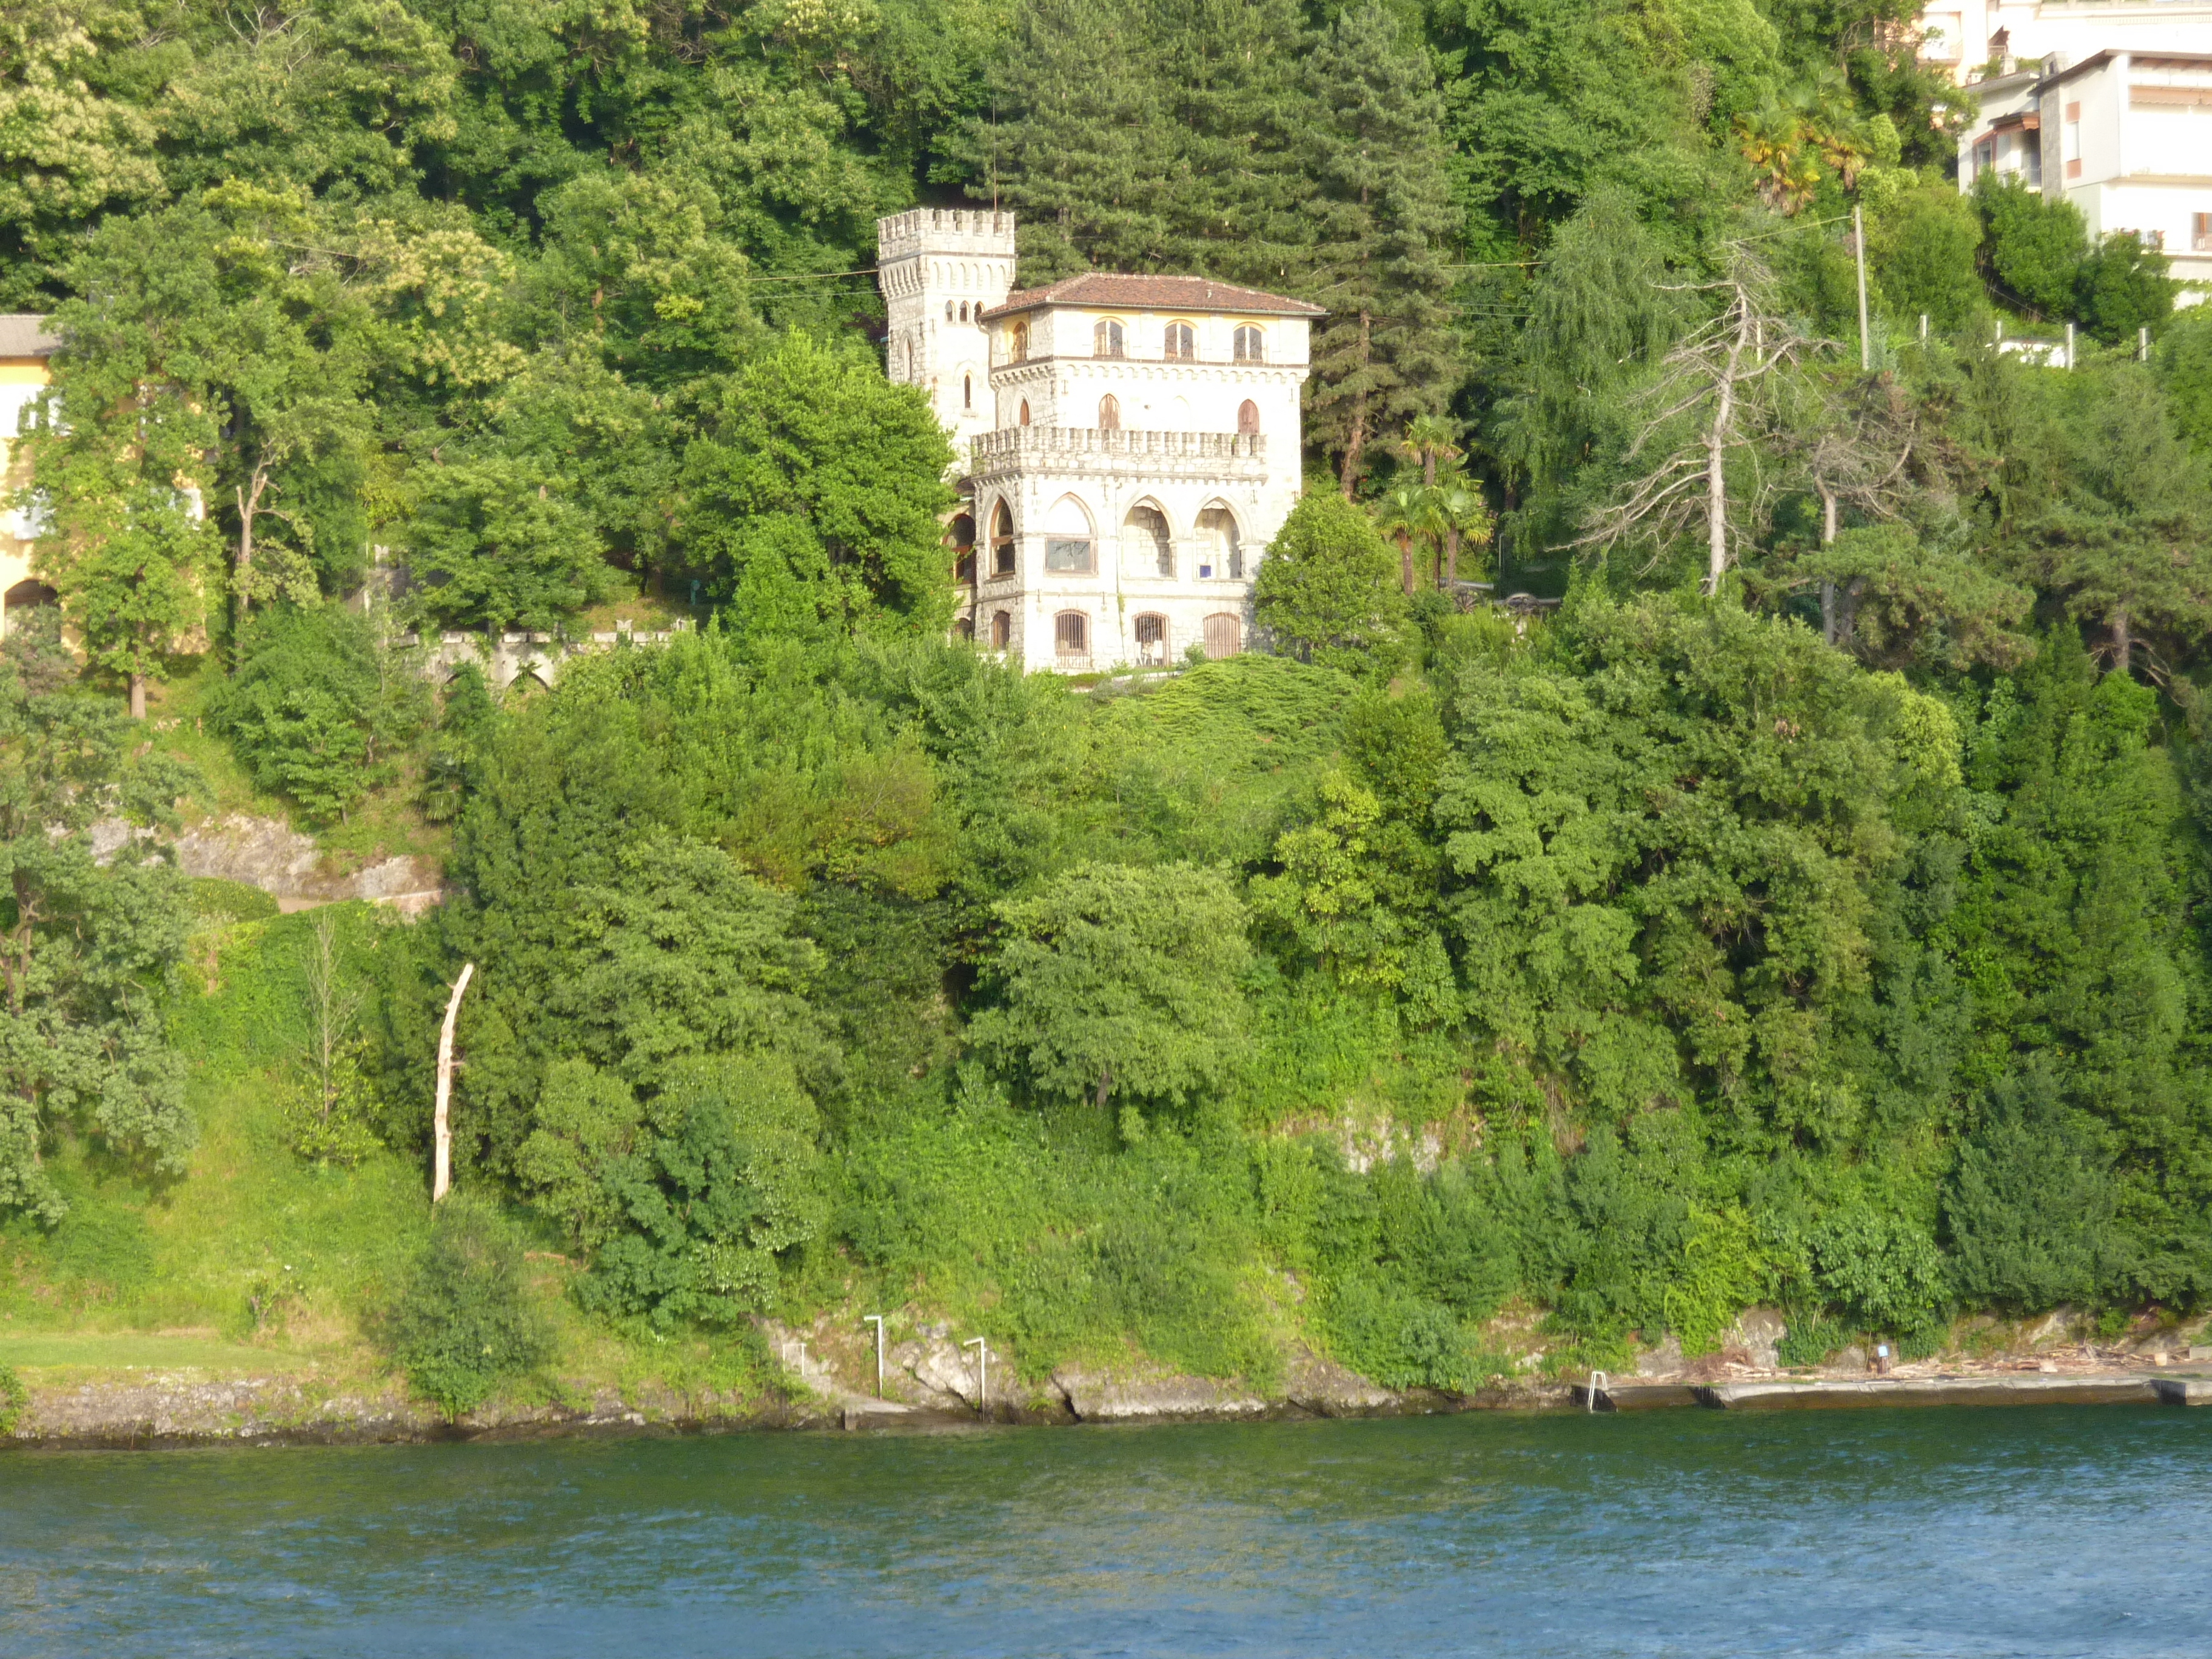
[963,1336,991,1414]
[2065,321,2077,370]
[432,962,474,1202]
[865,1315,886,1398]
[1919,313,1928,344]
[1852,204,1871,372]
[2140,325,2151,363]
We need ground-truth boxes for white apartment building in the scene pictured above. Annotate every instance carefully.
[1919,0,2212,83]
[1957,50,2212,295]
[876,209,1319,671]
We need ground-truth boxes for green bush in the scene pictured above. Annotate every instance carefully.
[1945,1057,2125,1311]
[209,605,429,824]
[185,877,281,927]
[385,1195,552,1416]
[0,1364,25,1436]
[521,1054,826,1327]
[1809,1207,1946,1336]
[1251,492,1409,675]
[1976,175,2086,318]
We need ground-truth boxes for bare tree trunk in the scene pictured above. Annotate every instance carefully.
[1835,575,1866,651]
[129,674,146,720]
[433,962,475,1203]
[1094,1065,1113,1110]
[1701,337,1745,596]
[2111,607,2132,675]
[1398,531,1414,597]
[1445,527,1461,588]
[233,465,268,648]
[1338,310,1373,500]
[1818,485,1840,645]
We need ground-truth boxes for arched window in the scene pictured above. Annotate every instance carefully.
[964,374,973,410]
[953,615,974,639]
[1018,398,1031,426]
[1094,318,1125,358]
[1010,320,1029,361]
[991,611,1011,649]
[1123,504,1172,578]
[988,501,1016,576]
[945,301,954,321]
[1197,506,1242,580]
[1238,399,1260,435]
[1044,495,1094,573]
[1203,613,1243,659]
[1134,613,1168,665]
[1233,325,1264,363]
[1164,321,1196,361]
[1054,611,1088,657]
[1098,394,1120,431]
[959,301,970,321]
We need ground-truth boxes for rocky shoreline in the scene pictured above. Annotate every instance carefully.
[8,1307,2208,1452]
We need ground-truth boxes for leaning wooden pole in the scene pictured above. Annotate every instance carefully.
[432,962,475,1203]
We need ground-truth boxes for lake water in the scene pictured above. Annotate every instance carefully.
[4,1406,2208,1657]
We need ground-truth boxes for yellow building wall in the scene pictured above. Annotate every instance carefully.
[0,355,50,633]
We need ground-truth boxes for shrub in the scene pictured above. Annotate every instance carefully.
[2076,232,2174,345]
[1252,492,1409,675]
[1945,1057,2126,1311]
[186,877,281,927]
[0,1364,24,1435]
[209,605,428,824]
[1976,175,2086,318]
[1809,1207,1946,1335]
[522,1054,828,1328]
[386,1195,552,1416]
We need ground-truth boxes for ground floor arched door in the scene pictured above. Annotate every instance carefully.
[1202,612,1242,660]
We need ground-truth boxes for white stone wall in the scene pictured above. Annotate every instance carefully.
[875,209,1017,458]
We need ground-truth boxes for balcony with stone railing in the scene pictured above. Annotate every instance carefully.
[967,426,1269,480]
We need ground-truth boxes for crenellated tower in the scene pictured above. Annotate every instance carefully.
[875,207,1017,456]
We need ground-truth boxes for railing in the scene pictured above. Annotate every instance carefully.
[969,426,1266,466]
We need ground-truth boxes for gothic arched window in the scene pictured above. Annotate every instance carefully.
[1010,320,1030,361]
[990,501,1015,576]
[959,301,970,321]
[1098,394,1120,431]
[1019,398,1031,426]
[1238,399,1259,435]
[945,301,954,321]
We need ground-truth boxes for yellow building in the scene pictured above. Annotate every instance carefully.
[0,313,60,636]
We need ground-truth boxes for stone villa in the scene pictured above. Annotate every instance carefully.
[876,209,1320,670]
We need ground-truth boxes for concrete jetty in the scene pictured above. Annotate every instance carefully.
[1576,1371,2210,1412]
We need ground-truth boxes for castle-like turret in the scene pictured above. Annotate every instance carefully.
[875,208,1017,457]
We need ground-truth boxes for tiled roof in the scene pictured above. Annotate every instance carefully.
[0,315,59,357]
[981,272,1323,321]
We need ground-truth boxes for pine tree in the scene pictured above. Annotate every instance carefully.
[1154,0,1315,290]
[1300,3,1458,496]
[968,0,1180,282]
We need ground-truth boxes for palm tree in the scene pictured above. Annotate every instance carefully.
[1396,413,1463,490]
[1433,471,1493,589]
[1374,480,1444,597]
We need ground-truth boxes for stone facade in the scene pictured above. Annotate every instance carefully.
[877,212,1319,671]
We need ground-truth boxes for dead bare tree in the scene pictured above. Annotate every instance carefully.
[1778,372,1922,647]
[1577,250,1826,595]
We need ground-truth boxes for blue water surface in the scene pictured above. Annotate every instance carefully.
[3,1405,2208,1657]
